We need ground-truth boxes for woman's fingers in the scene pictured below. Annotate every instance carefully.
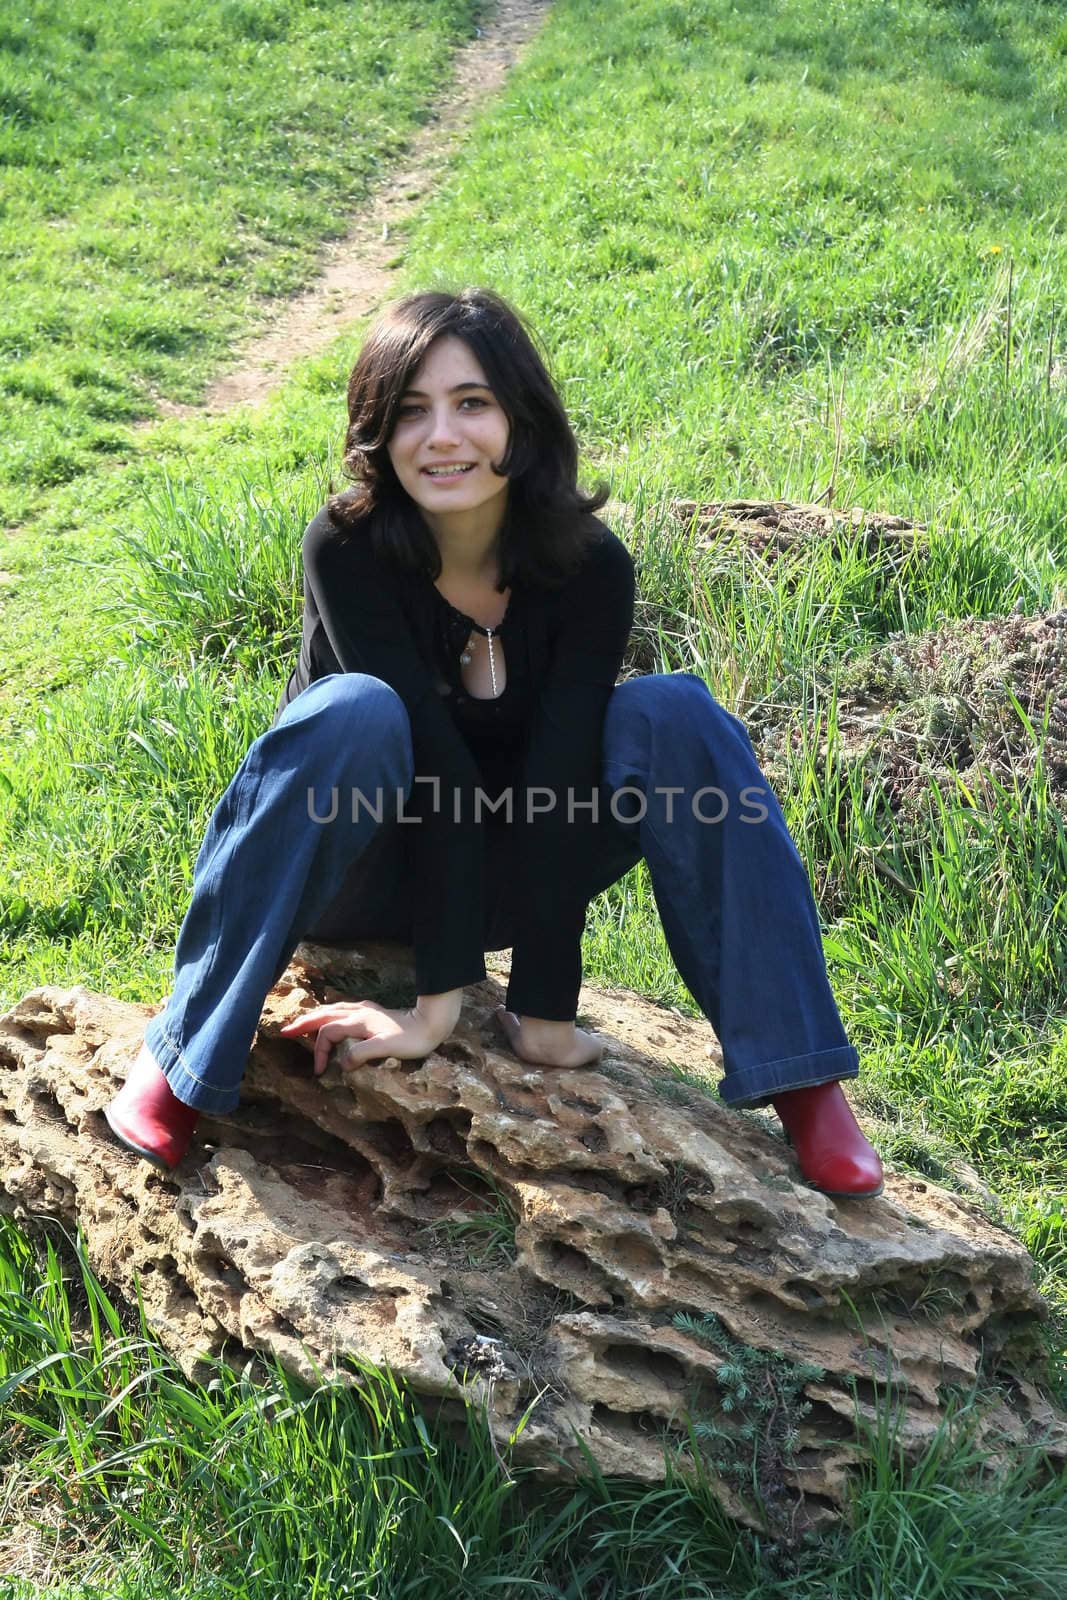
[308,1018,376,1075]
[340,1032,405,1066]
[281,1009,349,1037]
[281,1003,377,1034]
[281,1003,386,1070]
[311,1021,341,1075]
[281,1000,440,1075]
[297,1008,422,1073]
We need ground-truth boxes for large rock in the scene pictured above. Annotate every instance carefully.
[0,943,1061,1531]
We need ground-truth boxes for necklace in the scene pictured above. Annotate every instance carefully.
[460,623,500,697]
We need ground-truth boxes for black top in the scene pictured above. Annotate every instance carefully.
[275,504,636,1019]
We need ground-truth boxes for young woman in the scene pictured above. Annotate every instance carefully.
[104,287,883,1198]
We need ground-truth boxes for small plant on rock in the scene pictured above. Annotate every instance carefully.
[672,1310,825,1527]
[415,1171,518,1268]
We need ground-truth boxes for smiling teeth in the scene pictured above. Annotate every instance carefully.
[425,465,474,476]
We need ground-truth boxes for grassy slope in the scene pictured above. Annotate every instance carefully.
[408,0,1066,550]
[2,0,1067,1592]
[0,0,478,521]
[0,0,479,727]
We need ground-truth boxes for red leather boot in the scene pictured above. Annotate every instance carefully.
[104,1044,200,1171]
[771,1081,883,1198]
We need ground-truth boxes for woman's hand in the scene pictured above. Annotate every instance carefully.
[494,1008,604,1069]
[280,1000,449,1076]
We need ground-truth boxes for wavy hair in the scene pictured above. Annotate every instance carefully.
[326,287,608,588]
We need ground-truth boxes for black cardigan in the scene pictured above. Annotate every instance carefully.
[275,506,635,1019]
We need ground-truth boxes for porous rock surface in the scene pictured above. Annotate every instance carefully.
[0,942,1061,1528]
[672,497,927,581]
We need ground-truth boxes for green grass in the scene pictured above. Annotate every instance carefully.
[2,0,1067,1591]
[405,0,1066,544]
[0,0,480,525]
[1,1219,1065,1598]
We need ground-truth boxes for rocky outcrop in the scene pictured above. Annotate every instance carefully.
[668,501,1066,818]
[0,942,1061,1531]
[820,608,1067,812]
[671,497,927,582]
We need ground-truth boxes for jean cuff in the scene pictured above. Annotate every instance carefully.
[718,1043,860,1108]
[143,1016,246,1115]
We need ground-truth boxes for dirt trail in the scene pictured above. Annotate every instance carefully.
[154,0,551,422]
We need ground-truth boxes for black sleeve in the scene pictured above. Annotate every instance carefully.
[505,529,635,1020]
[301,513,487,996]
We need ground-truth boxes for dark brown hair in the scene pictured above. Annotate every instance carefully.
[326,287,608,589]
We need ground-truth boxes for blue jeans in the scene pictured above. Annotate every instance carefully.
[144,672,858,1114]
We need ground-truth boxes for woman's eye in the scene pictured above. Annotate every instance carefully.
[395,395,491,420]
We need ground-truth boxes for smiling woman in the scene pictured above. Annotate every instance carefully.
[389,336,515,698]
[327,287,608,588]
[386,339,512,544]
[104,285,883,1201]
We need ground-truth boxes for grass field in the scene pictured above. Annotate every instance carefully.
[2,0,1067,1592]
[0,0,479,524]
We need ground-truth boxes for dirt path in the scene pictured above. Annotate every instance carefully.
[155,0,551,421]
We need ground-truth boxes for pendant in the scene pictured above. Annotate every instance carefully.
[485,628,498,697]
[459,628,500,695]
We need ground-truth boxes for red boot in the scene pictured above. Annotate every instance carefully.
[104,1044,200,1171]
[771,1081,884,1198]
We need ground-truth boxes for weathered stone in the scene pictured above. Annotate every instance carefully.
[0,942,1061,1530]
[671,497,927,577]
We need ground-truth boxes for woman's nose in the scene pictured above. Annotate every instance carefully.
[426,405,462,446]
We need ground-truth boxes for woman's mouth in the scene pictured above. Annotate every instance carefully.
[421,463,475,481]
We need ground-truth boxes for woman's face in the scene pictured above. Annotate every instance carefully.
[386,335,511,528]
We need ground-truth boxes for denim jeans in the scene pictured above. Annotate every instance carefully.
[143,671,858,1114]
